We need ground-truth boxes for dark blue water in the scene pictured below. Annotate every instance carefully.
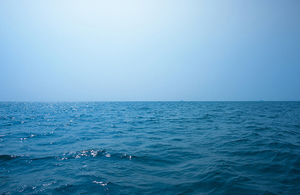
[1,102,300,194]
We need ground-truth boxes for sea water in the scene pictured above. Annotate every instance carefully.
[0,102,300,194]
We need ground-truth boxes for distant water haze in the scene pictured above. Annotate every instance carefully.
[0,0,300,101]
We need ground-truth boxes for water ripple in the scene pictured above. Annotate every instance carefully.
[0,102,300,194]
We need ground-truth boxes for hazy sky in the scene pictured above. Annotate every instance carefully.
[1,0,300,101]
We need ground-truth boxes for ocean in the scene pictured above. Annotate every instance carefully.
[0,102,300,194]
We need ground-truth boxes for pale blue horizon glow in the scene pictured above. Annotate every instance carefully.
[1,0,300,101]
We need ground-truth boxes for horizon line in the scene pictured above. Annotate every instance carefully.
[0,100,299,103]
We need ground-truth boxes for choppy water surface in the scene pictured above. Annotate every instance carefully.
[1,102,300,194]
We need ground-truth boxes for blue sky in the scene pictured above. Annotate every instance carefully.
[1,0,300,101]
